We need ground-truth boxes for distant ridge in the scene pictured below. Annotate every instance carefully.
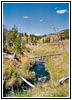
[48,29,69,35]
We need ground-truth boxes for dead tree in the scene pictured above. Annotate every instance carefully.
[19,76,35,88]
[52,24,65,50]
[58,76,69,84]
[31,53,62,59]
[3,49,17,60]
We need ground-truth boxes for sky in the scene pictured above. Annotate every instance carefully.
[3,3,69,35]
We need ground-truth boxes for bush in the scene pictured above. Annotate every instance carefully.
[43,37,50,43]
[60,30,69,40]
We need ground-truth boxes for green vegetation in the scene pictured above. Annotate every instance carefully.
[43,37,50,43]
[3,55,35,90]
[60,29,69,40]
[3,24,69,97]
[3,32,6,51]
[14,37,22,54]
[8,30,17,46]
[6,40,69,97]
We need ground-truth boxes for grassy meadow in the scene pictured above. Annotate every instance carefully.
[4,40,69,97]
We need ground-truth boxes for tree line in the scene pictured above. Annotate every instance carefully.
[3,25,45,53]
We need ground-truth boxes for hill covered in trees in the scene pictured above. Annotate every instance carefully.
[39,29,69,44]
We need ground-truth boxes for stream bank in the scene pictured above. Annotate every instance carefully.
[3,59,50,97]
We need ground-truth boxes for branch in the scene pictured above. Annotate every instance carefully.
[58,76,69,84]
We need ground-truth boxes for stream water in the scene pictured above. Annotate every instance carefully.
[33,61,50,83]
[3,60,50,97]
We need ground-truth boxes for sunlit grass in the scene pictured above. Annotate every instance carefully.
[21,40,69,97]
[3,40,69,97]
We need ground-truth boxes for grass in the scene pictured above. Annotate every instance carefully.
[23,40,69,97]
[3,40,69,97]
[3,52,35,89]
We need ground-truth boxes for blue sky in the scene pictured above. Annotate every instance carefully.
[3,3,69,35]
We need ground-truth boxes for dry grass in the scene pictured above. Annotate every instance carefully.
[19,40,69,97]
[3,40,69,97]
[3,53,35,89]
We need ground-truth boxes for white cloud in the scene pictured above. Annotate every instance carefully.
[56,9,67,14]
[40,19,43,22]
[34,33,41,36]
[23,16,29,19]
[30,33,41,36]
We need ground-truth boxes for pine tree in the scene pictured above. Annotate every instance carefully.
[14,37,22,54]
[8,30,17,46]
[3,33,6,51]
[12,24,18,33]
[25,32,28,36]
[8,25,18,46]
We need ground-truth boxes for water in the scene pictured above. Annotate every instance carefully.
[3,60,50,97]
[33,60,50,83]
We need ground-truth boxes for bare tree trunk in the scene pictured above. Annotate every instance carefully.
[58,76,69,84]
[52,24,65,50]
[20,76,35,88]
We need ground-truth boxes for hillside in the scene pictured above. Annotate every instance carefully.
[39,29,69,44]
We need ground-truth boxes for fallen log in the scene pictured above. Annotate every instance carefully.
[58,76,69,84]
[3,53,13,59]
[31,53,62,59]
[3,49,17,60]
[20,76,35,88]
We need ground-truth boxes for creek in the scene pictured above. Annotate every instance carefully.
[3,60,50,97]
[32,60,50,83]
